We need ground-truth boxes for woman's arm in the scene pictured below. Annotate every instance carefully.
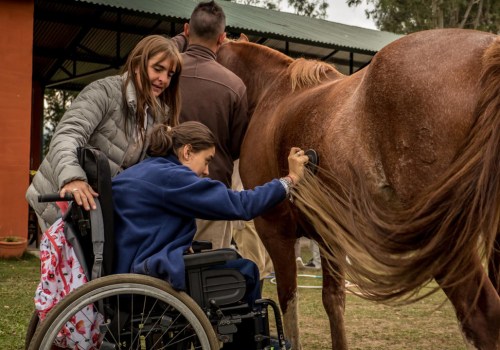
[160,147,308,220]
[46,79,115,209]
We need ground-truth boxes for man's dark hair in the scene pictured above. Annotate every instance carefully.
[189,1,226,41]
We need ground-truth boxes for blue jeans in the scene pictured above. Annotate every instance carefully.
[214,258,261,306]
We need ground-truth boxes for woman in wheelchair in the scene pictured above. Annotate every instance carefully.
[112,121,309,305]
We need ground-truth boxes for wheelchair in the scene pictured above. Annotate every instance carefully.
[26,147,287,350]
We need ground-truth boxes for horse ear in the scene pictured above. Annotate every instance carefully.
[238,33,249,42]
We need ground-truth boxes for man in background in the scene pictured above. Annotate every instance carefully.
[173,1,249,249]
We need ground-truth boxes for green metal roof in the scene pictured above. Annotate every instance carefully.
[77,0,402,55]
[33,0,403,90]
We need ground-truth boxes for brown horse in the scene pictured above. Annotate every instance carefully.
[217,29,500,349]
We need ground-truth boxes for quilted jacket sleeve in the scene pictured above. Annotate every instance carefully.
[46,79,116,189]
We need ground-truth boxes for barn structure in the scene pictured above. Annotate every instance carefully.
[0,0,401,242]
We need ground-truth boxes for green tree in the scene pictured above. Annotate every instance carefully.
[43,89,78,156]
[225,0,329,19]
[288,0,328,18]
[347,0,500,34]
[224,0,282,10]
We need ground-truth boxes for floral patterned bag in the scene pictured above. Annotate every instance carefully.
[34,208,103,349]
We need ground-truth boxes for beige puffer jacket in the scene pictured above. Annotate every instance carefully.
[26,74,169,228]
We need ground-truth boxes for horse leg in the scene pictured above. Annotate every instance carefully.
[256,218,303,350]
[436,255,500,349]
[488,232,500,294]
[282,279,301,350]
[273,240,302,349]
[321,257,348,349]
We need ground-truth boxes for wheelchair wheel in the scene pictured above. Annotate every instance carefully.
[24,310,39,349]
[29,274,220,349]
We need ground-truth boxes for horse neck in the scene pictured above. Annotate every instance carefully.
[248,67,291,117]
[222,43,293,111]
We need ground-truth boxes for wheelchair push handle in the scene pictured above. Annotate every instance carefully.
[38,193,74,203]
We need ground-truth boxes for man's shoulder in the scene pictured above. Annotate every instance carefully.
[205,60,246,94]
[181,48,246,94]
[172,34,188,52]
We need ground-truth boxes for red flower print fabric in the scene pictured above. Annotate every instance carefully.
[34,218,103,349]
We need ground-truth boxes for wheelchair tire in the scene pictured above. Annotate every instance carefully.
[28,274,220,350]
[24,311,39,349]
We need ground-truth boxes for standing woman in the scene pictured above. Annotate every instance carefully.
[26,35,182,231]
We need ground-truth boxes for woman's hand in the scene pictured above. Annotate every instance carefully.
[286,147,309,185]
[60,180,99,210]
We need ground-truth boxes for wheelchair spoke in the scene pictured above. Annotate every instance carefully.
[29,275,218,350]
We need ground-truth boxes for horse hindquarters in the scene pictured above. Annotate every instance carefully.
[292,33,500,350]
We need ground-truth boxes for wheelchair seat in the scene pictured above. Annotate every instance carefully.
[184,249,246,308]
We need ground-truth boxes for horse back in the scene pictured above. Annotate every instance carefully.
[347,29,497,201]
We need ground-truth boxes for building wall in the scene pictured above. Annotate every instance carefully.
[0,1,34,239]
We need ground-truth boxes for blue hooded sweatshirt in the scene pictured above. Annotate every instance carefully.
[112,155,286,290]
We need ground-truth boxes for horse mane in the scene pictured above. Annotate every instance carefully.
[229,40,340,92]
[237,41,293,64]
[291,37,500,305]
[287,58,340,91]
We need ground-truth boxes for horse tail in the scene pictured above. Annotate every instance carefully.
[292,37,500,303]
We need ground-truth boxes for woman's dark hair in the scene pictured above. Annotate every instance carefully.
[147,121,216,157]
[189,1,226,41]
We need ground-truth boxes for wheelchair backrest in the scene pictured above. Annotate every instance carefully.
[68,146,114,278]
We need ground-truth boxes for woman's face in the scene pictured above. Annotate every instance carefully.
[141,53,177,97]
[181,146,216,177]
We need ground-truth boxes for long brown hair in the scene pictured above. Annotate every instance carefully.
[122,35,182,136]
[147,121,216,157]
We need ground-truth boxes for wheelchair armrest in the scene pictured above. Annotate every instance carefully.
[191,240,212,253]
[184,249,239,268]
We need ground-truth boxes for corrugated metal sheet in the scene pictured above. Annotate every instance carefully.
[76,0,402,54]
[33,0,404,90]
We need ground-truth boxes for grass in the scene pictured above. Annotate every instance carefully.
[262,266,466,350]
[0,252,39,350]
[0,253,467,350]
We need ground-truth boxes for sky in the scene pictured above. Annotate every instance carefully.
[282,0,377,30]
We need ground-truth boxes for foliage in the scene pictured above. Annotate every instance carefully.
[43,89,78,157]
[347,0,500,34]
[225,0,329,18]
[288,0,328,18]
[223,0,282,10]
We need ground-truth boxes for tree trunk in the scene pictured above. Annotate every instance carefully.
[473,0,484,29]
[434,0,444,28]
[431,0,445,28]
[460,0,476,28]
